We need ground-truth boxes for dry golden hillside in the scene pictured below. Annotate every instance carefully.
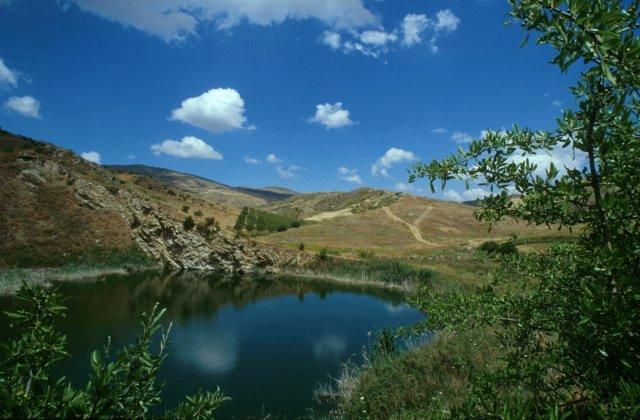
[259,194,557,256]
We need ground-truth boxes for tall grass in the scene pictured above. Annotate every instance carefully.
[316,328,501,418]
[301,256,432,286]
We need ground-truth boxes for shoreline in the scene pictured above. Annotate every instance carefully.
[277,268,413,292]
[0,265,161,295]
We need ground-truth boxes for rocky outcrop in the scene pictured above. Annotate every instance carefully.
[17,150,280,273]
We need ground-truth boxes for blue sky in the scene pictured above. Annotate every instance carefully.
[0,0,580,199]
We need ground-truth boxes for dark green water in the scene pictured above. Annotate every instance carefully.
[0,272,423,417]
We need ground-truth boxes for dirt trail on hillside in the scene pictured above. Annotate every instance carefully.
[382,206,433,245]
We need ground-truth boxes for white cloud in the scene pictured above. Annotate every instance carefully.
[434,9,461,32]
[321,31,342,50]
[359,30,398,46]
[4,96,41,118]
[394,182,421,193]
[276,164,300,179]
[81,151,101,164]
[150,136,223,159]
[126,154,136,160]
[170,88,252,134]
[401,10,460,52]
[337,166,362,184]
[244,155,261,164]
[308,102,354,129]
[401,14,429,46]
[444,188,490,202]
[552,100,563,107]
[371,147,417,177]
[509,144,587,178]
[265,153,282,164]
[322,9,460,57]
[0,57,19,88]
[68,0,377,42]
[450,131,473,144]
[431,128,447,134]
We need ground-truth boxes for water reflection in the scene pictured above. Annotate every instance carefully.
[0,271,422,417]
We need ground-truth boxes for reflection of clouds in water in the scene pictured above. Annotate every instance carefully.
[312,334,347,360]
[384,302,412,315]
[172,325,238,375]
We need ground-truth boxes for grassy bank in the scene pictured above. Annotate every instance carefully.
[316,329,501,418]
[0,245,158,295]
[286,254,432,290]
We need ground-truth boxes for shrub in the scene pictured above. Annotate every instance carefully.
[318,248,330,262]
[0,284,229,418]
[291,220,302,228]
[205,217,215,227]
[181,205,190,213]
[479,240,518,256]
[358,249,376,259]
[194,210,203,217]
[298,243,305,251]
[182,216,195,231]
[277,225,288,232]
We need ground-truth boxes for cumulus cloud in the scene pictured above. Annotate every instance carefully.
[266,153,282,164]
[81,151,101,164]
[150,136,223,159]
[401,14,429,46]
[394,182,422,193]
[276,164,300,179]
[308,102,354,129]
[552,100,563,107]
[509,144,587,178]
[67,0,377,42]
[401,9,460,52]
[444,188,490,202]
[431,128,447,134]
[337,166,362,184]
[4,96,41,118]
[322,9,460,57]
[450,131,473,144]
[170,88,253,134]
[0,57,19,88]
[321,31,342,50]
[371,147,417,177]
[359,30,398,46]
[244,155,261,164]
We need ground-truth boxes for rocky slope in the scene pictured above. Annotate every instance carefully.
[0,130,279,272]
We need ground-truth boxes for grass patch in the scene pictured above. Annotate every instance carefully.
[318,329,501,418]
[0,245,153,269]
[300,256,432,286]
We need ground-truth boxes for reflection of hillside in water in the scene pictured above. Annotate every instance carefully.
[53,271,408,326]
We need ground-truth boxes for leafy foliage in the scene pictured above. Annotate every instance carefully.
[233,207,300,234]
[478,240,518,255]
[408,0,640,416]
[182,215,195,231]
[0,284,229,418]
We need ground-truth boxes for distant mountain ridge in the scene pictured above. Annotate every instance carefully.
[107,164,297,207]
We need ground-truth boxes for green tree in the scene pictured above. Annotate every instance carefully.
[0,284,229,418]
[409,0,640,416]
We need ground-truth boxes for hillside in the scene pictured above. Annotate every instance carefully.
[108,164,296,208]
[260,194,557,256]
[0,130,278,271]
[260,188,401,219]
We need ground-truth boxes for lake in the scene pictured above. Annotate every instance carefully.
[0,272,424,417]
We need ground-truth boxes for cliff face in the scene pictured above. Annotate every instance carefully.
[0,130,279,272]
